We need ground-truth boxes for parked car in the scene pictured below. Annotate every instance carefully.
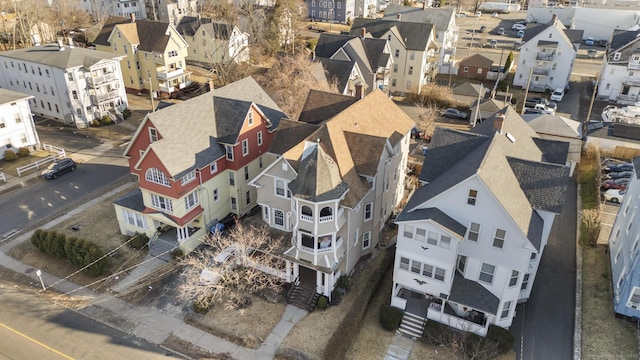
[442,108,468,119]
[602,178,629,190]
[598,40,608,47]
[585,37,594,46]
[517,30,525,38]
[479,25,487,33]
[199,246,236,285]
[513,41,523,50]
[606,170,634,179]
[412,127,425,139]
[524,102,555,115]
[41,158,77,179]
[527,97,557,111]
[604,162,634,172]
[523,108,545,115]
[491,12,499,18]
[550,88,564,102]
[512,24,526,31]
[475,11,482,17]
[456,12,467,17]
[485,39,498,48]
[604,189,626,204]
[497,27,505,35]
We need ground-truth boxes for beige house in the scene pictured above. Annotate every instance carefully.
[94,15,191,95]
[250,90,414,306]
[177,17,250,66]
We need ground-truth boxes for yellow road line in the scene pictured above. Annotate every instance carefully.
[0,322,74,360]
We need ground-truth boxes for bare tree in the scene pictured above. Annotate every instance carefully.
[177,222,286,310]
[581,208,601,246]
[256,52,338,120]
[413,101,438,137]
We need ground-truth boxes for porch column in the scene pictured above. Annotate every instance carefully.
[316,270,322,294]
[286,260,292,282]
[324,272,331,297]
[293,263,299,283]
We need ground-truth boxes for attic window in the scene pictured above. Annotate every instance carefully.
[248,111,254,126]
[506,132,516,143]
[282,162,288,171]
[614,52,621,61]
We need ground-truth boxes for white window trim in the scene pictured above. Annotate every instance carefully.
[364,202,373,221]
[242,139,249,156]
[181,170,196,185]
[150,194,174,212]
[185,191,199,210]
[210,162,218,174]
[362,231,371,250]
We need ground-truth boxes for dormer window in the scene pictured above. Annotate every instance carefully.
[614,52,621,61]
[467,189,478,205]
[248,111,254,126]
[181,170,196,185]
[226,145,234,161]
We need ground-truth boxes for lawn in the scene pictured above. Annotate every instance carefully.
[578,150,638,359]
[0,149,58,177]
[8,187,147,292]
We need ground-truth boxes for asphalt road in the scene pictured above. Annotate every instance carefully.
[0,286,177,360]
[510,177,577,360]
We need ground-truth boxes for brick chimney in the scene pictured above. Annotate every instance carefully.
[493,113,505,133]
[551,14,557,24]
[208,78,215,92]
[360,27,366,38]
[396,13,402,21]
[355,82,364,99]
[130,13,136,22]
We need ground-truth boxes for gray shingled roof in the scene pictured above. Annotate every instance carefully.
[288,144,350,202]
[0,88,32,104]
[452,83,488,98]
[176,16,233,40]
[383,5,455,32]
[0,44,122,69]
[609,29,640,55]
[315,33,389,74]
[298,89,359,125]
[563,29,584,44]
[521,113,582,139]
[459,54,493,68]
[315,33,352,59]
[527,210,544,251]
[317,58,357,95]
[532,137,569,165]
[113,189,145,212]
[395,207,467,239]
[268,119,319,156]
[350,18,434,51]
[522,22,548,43]
[448,273,499,315]
[94,16,172,52]
[507,157,570,213]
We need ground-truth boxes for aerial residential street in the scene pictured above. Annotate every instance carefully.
[0,286,176,360]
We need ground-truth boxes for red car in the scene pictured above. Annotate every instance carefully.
[602,178,629,190]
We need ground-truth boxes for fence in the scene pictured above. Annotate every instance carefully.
[0,172,5,183]
[15,144,66,177]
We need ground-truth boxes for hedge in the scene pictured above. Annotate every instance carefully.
[31,229,110,277]
[379,303,403,331]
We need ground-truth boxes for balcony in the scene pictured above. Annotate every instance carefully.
[284,236,345,269]
[87,72,117,87]
[426,301,489,337]
[536,52,556,61]
[91,89,121,104]
[532,68,550,76]
[628,61,640,70]
[157,67,186,81]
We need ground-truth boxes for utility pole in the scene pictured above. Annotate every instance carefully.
[148,76,154,112]
[584,73,600,139]
[521,68,534,115]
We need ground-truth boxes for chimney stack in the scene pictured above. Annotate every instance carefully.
[355,82,364,99]
[493,113,505,133]
[396,13,401,21]
[57,38,64,51]
[68,37,74,48]
[551,14,557,24]
[208,78,215,92]
[360,27,366,38]
[130,13,136,22]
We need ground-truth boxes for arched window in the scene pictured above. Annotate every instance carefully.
[302,206,313,217]
[145,167,171,187]
[320,207,332,217]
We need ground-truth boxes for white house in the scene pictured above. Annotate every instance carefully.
[598,29,640,104]
[79,0,148,21]
[391,107,570,337]
[383,5,459,74]
[0,89,39,159]
[513,16,582,92]
[251,90,414,306]
[145,0,198,25]
[350,18,439,94]
[0,42,128,129]
[177,17,250,66]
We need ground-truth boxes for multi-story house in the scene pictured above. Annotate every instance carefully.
[78,0,147,23]
[350,18,439,94]
[314,58,368,96]
[355,0,377,17]
[391,107,570,337]
[250,89,414,302]
[314,32,392,95]
[0,89,39,159]
[306,0,354,24]
[608,158,640,319]
[145,0,198,25]
[0,42,128,128]
[113,77,287,254]
[383,5,459,74]
[94,15,191,96]
[513,16,583,92]
[177,16,250,66]
[598,29,640,104]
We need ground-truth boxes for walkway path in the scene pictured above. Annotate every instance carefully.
[384,332,416,360]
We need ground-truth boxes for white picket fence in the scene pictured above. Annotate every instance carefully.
[15,144,66,177]
[0,172,5,183]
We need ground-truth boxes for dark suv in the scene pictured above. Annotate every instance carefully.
[42,158,77,179]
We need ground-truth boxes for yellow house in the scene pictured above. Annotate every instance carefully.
[93,15,191,95]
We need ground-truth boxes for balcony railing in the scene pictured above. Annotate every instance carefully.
[628,62,640,70]
[536,52,555,61]
[319,215,333,223]
[157,67,185,81]
[300,214,313,222]
[532,68,550,76]
[91,89,121,104]
[87,72,117,87]
[299,236,343,254]
[426,302,488,337]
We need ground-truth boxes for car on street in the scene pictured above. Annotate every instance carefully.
[585,37,594,46]
[497,27,505,35]
[517,30,525,38]
[512,23,526,31]
[602,178,629,190]
[441,108,468,119]
[513,41,523,50]
[41,158,77,179]
[456,12,467,17]
[604,162,634,172]
[475,11,482,17]
[486,39,498,48]
[605,170,634,179]
[550,88,565,102]
[604,189,625,204]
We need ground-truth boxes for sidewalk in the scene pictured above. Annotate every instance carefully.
[0,149,308,359]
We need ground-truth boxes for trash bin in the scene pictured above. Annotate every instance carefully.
[422,146,429,156]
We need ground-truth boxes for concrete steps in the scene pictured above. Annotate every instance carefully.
[398,311,426,339]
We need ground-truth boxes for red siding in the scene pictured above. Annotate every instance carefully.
[225,106,274,170]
